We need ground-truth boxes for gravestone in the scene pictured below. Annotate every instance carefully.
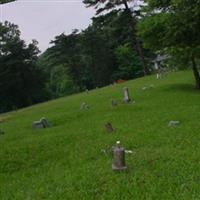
[105,122,114,133]
[32,117,51,129]
[168,120,180,127]
[80,102,89,110]
[112,141,127,171]
[111,99,117,107]
[123,87,131,103]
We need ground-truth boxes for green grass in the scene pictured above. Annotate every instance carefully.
[1,70,200,199]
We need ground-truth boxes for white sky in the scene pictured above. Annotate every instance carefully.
[0,0,95,52]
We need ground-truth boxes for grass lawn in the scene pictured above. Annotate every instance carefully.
[0,70,200,199]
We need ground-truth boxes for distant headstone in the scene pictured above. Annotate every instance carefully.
[168,120,180,127]
[105,122,114,133]
[112,141,127,171]
[80,102,89,110]
[86,89,89,94]
[111,99,117,107]
[123,87,131,103]
[142,84,154,90]
[32,117,51,129]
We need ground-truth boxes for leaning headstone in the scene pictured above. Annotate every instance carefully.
[80,102,89,110]
[105,122,114,133]
[40,117,51,128]
[112,141,127,171]
[123,87,131,103]
[32,117,51,129]
[111,99,117,107]
[168,120,180,127]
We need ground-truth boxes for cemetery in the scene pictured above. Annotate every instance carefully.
[0,70,200,199]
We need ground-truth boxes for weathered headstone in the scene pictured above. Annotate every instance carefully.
[111,99,117,107]
[41,117,51,128]
[105,122,114,133]
[32,117,51,129]
[168,120,180,127]
[80,102,89,110]
[112,141,127,171]
[123,87,131,103]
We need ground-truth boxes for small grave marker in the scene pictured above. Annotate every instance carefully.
[80,102,89,110]
[105,122,114,133]
[32,117,51,129]
[112,141,127,171]
[168,120,180,127]
[123,87,131,103]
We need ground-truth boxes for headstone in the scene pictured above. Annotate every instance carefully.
[123,87,131,103]
[168,120,180,127]
[111,99,117,107]
[80,102,89,110]
[112,141,127,171]
[86,89,89,94]
[105,122,114,133]
[32,117,51,129]
[40,117,51,128]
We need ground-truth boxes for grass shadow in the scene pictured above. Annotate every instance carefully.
[161,83,198,94]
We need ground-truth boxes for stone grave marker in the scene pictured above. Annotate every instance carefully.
[105,122,114,133]
[80,102,89,110]
[32,117,51,129]
[112,141,127,171]
[123,87,131,103]
[168,120,180,127]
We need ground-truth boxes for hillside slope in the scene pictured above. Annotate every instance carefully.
[0,70,200,199]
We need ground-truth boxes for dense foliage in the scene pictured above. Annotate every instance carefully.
[38,10,152,97]
[138,0,200,88]
[0,21,48,112]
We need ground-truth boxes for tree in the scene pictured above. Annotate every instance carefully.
[0,21,47,112]
[138,0,200,89]
[0,0,15,4]
[83,0,150,75]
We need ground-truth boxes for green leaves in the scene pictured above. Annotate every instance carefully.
[0,0,15,4]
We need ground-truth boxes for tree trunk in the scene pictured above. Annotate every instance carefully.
[135,38,149,76]
[191,56,200,89]
[122,0,149,76]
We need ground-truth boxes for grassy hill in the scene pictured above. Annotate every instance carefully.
[0,70,200,199]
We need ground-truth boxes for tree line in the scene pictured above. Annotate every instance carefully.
[0,0,200,113]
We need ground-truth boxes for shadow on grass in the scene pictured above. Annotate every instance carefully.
[161,83,199,94]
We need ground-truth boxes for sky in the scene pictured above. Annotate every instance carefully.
[0,0,95,52]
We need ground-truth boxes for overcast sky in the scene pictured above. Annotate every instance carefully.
[0,0,95,52]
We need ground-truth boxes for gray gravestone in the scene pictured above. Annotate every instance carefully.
[80,102,89,110]
[168,120,180,127]
[123,87,131,103]
[32,117,51,129]
[105,122,114,133]
[112,141,127,171]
